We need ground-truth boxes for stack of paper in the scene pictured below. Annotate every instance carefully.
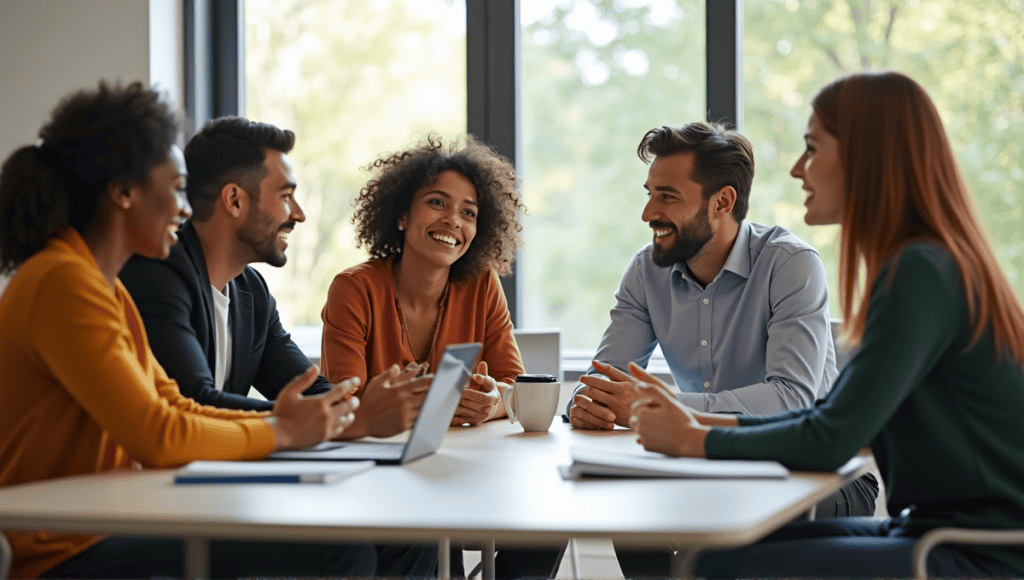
[563,446,789,480]
[175,460,374,484]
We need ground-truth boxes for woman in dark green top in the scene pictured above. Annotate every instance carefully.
[630,71,1024,577]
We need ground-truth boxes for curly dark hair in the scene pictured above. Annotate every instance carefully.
[352,135,524,282]
[0,81,178,273]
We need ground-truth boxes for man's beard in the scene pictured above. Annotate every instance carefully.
[238,208,293,267]
[650,200,714,268]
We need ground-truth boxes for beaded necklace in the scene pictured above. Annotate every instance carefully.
[395,282,450,365]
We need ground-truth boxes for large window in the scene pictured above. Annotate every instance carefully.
[237,0,1023,360]
[244,0,467,329]
[520,0,705,351]
[743,0,1024,318]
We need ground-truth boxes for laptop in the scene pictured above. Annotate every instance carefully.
[269,342,482,465]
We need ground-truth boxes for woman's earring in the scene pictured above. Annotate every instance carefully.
[398,224,404,231]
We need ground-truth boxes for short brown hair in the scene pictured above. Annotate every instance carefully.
[352,135,524,282]
[637,121,755,221]
[184,116,295,221]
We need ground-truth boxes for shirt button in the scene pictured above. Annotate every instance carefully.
[701,339,708,347]
[703,298,709,304]
[703,381,710,388]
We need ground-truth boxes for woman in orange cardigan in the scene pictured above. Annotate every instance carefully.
[0,82,373,579]
[321,135,552,579]
[321,135,526,430]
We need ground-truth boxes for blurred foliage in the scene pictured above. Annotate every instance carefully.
[245,0,466,327]
[522,0,1023,348]
[521,0,705,346]
[246,0,1023,351]
[740,0,1024,338]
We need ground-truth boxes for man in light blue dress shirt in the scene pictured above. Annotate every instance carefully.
[564,122,878,577]
[568,121,838,423]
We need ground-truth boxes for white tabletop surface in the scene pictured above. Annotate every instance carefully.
[0,418,867,552]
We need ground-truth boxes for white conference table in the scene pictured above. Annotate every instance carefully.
[0,417,868,579]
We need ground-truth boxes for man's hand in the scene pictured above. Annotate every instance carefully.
[340,365,432,439]
[268,366,360,451]
[569,360,644,429]
[630,378,709,458]
[452,360,505,427]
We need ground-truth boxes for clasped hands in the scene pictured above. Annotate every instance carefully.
[384,359,507,427]
[569,360,721,458]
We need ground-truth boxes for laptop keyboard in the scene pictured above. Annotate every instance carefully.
[339,442,403,456]
[307,441,404,460]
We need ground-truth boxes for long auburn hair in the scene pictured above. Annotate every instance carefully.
[813,71,1024,362]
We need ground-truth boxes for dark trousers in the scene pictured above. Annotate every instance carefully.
[618,473,879,578]
[695,516,1018,578]
[450,546,565,579]
[40,536,436,579]
[618,516,1018,579]
[811,471,878,519]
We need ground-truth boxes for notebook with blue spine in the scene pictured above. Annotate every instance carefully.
[175,459,374,484]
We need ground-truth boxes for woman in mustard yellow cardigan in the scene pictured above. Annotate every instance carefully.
[0,82,374,579]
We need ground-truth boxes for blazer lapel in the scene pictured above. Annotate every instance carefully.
[180,222,219,376]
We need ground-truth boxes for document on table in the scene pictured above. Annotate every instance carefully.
[562,445,789,480]
[175,460,375,484]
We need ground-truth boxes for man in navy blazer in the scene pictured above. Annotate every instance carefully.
[120,117,430,438]
[122,218,320,411]
[120,117,436,577]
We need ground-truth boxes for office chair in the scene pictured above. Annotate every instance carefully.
[912,527,1024,578]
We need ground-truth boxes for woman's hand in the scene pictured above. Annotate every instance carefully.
[625,362,736,427]
[630,378,709,458]
[451,360,506,426]
[267,366,361,451]
[341,365,432,439]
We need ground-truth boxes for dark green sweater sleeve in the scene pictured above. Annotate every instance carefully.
[705,244,963,470]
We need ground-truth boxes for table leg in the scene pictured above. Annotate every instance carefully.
[670,548,699,579]
[183,537,210,580]
[481,539,496,580]
[438,538,451,580]
[567,538,580,580]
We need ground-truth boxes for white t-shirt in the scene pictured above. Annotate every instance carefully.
[211,284,233,391]
[0,270,12,298]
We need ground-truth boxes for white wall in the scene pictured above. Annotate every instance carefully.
[0,0,182,295]
[0,0,182,158]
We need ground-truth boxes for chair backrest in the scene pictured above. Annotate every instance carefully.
[513,328,561,381]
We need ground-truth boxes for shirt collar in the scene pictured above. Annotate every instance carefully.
[719,220,752,280]
[669,220,752,285]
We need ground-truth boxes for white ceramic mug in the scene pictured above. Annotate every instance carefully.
[501,374,560,432]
